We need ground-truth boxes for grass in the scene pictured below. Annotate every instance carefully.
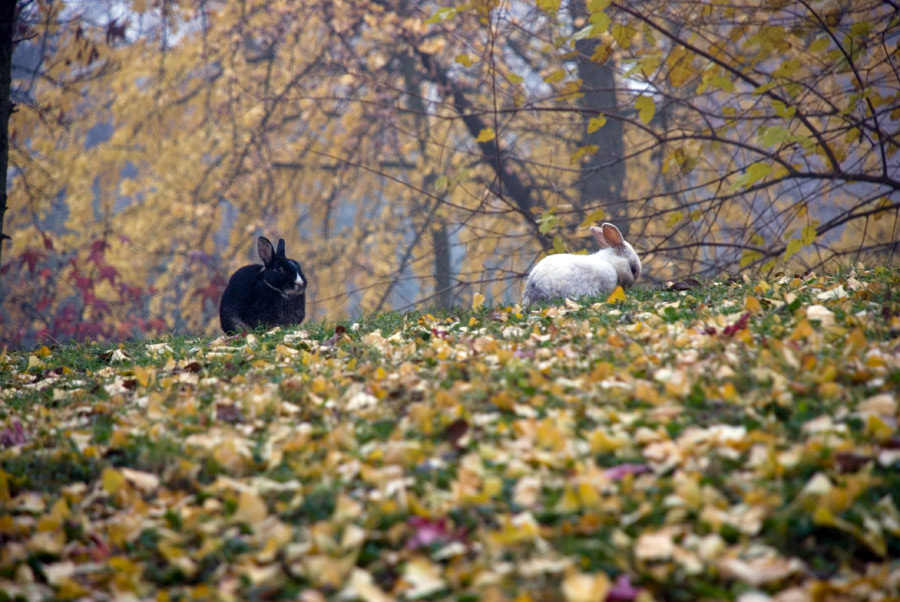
[1,266,899,600]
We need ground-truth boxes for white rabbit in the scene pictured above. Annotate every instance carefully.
[522,222,641,306]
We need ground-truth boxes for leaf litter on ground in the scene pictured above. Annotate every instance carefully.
[1,267,899,601]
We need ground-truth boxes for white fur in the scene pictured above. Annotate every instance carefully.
[522,222,640,306]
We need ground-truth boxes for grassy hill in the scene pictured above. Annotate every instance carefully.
[1,267,899,601]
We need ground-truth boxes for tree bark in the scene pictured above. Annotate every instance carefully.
[432,222,453,309]
[0,0,18,267]
[572,7,627,237]
[397,50,456,310]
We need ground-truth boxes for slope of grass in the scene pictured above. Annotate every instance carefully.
[1,267,899,601]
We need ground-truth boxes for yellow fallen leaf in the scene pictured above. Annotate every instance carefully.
[232,489,268,525]
[866,415,894,442]
[102,467,126,495]
[789,319,814,340]
[562,570,610,602]
[843,327,865,355]
[133,365,153,387]
[0,470,9,504]
[158,540,198,576]
[606,286,626,304]
[108,556,140,575]
[744,296,761,313]
[813,504,835,526]
[472,292,485,310]
[56,578,89,599]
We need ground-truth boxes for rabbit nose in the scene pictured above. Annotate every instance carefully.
[295,274,304,286]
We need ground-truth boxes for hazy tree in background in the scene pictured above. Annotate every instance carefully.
[0,0,19,267]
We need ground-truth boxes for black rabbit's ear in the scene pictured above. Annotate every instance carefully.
[276,239,286,258]
[258,237,276,265]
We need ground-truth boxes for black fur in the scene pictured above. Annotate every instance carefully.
[219,236,307,334]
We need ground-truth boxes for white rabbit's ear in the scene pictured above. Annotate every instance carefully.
[276,239,286,257]
[600,222,625,247]
[590,225,611,248]
[258,237,276,265]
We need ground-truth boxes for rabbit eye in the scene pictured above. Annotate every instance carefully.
[275,266,284,273]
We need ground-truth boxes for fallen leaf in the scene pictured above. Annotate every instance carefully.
[723,312,750,337]
[441,419,469,446]
[342,569,395,602]
[41,561,75,585]
[719,554,805,586]
[816,285,848,301]
[402,557,447,599]
[607,574,642,601]
[562,570,610,602]
[856,393,897,418]
[232,489,268,525]
[806,304,835,326]
[472,292,485,310]
[635,529,675,561]
[102,468,127,494]
[666,278,700,291]
[0,420,27,447]
[606,286,626,304]
[120,468,160,492]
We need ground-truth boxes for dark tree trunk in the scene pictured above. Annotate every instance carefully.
[399,50,455,309]
[0,0,17,267]
[432,222,453,309]
[573,7,628,237]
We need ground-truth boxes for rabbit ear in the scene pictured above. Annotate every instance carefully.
[258,236,276,265]
[590,225,611,249]
[600,223,625,247]
[276,239,286,257]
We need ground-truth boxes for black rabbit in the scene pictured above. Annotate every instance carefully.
[219,236,307,334]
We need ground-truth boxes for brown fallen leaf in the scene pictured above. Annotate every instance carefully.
[666,278,701,291]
